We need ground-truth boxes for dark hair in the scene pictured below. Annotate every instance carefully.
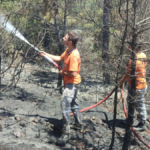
[68,31,79,47]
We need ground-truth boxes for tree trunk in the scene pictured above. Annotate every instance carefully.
[55,0,67,94]
[43,22,50,52]
[54,13,63,93]
[0,54,2,92]
[102,0,110,84]
[109,1,128,148]
[44,32,50,51]
[122,0,137,148]
[122,35,136,150]
[122,52,136,150]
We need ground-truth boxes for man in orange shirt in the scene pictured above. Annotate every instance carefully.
[39,31,82,145]
[119,44,147,131]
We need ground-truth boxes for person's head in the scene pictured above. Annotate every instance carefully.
[62,31,79,48]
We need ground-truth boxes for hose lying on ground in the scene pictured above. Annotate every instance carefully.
[52,60,150,149]
[70,88,116,116]
[121,89,150,149]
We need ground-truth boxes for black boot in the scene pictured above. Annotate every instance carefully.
[70,122,83,131]
[133,122,146,131]
[56,133,70,146]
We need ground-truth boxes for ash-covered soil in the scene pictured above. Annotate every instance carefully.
[0,63,150,150]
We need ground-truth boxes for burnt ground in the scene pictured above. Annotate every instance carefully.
[0,63,150,150]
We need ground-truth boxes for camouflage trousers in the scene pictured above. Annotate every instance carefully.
[127,85,148,123]
[61,83,82,133]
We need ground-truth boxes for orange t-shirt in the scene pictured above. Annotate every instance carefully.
[61,48,81,85]
[127,52,147,90]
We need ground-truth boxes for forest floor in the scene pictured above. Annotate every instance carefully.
[0,61,150,150]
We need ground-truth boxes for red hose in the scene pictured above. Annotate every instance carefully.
[54,61,150,149]
[121,89,150,149]
[53,61,116,115]
[52,61,61,70]
[70,88,116,116]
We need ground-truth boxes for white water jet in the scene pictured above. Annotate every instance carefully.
[0,15,40,52]
[0,15,54,63]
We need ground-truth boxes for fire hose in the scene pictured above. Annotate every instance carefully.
[0,15,62,70]
[121,89,150,149]
[1,15,149,149]
[50,58,150,149]
[70,88,116,115]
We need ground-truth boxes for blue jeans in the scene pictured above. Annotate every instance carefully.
[127,85,147,123]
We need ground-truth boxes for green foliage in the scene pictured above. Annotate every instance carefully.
[0,0,106,59]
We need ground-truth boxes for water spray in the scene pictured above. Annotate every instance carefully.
[0,15,61,70]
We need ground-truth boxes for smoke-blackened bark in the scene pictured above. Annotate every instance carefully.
[44,33,50,51]
[122,0,137,148]
[102,0,110,84]
[55,0,67,94]
[122,34,136,150]
[54,13,63,94]
[0,54,1,91]
[109,1,128,149]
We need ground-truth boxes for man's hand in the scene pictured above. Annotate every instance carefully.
[118,83,123,89]
[59,70,77,77]
[39,51,46,57]
[59,70,64,76]
[118,80,123,88]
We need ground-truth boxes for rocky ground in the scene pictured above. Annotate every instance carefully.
[0,62,150,150]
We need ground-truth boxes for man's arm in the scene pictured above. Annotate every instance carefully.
[118,59,131,86]
[59,70,77,77]
[119,73,130,86]
[39,51,63,62]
